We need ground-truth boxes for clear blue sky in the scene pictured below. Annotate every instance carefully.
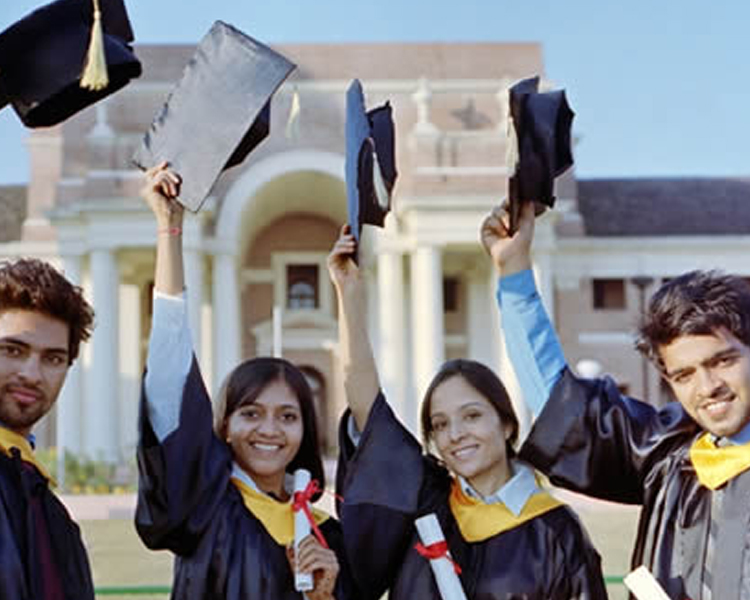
[1,0,749,184]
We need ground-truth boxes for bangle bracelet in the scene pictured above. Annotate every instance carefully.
[158,227,182,236]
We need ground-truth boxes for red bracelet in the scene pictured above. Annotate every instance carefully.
[158,227,182,236]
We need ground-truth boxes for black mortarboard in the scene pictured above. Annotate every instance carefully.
[506,76,575,234]
[132,21,296,213]
[345,79,397,259]
[0,0,141,128]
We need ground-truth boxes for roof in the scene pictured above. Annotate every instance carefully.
[577,178,750,236]
[0,185,26,242]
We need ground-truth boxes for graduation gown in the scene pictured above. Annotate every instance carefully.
[336,393,607,600]
[519,369,750,600]
[136,359,356,600]
[0,447,94,600]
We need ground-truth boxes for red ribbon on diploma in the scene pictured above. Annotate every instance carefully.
[415,541,462,574]
[293,479,329,548]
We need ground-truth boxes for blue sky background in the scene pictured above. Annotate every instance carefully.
[1,0,749,184]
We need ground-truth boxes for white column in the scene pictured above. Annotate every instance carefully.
[184,248,204,358]
[491,270,533,443]
[377,250,410,427]
[56,253,83,486]
[85,249,119,461]
[411,245,445,403]
[212,251,241,390]
[467,265,494,365]
[118,283,142,458]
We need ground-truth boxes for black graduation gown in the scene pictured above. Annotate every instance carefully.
[0,449,94,600]
[136,359,356,600]
[519,368,750,600]
[336,393,608,600]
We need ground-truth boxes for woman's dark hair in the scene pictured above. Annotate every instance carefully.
[636,270,750,371]
[214,357,325,497]
[420,358,519,456]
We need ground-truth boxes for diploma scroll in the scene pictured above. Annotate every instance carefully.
[293,469,314,592]
[623,566,672,600]
[415,513,468,600]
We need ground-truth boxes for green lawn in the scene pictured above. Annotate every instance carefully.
[80,493,639,599]
[81,519,172,599]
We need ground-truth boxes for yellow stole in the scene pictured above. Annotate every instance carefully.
[0,425,54,484]
[448,479,564,542]
[689,432,750,490]
[230,476,330,545]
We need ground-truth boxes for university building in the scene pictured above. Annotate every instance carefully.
[2,40,749,463]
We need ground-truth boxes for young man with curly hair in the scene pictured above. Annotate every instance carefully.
[483,202,750,600]
[0,258,96,600]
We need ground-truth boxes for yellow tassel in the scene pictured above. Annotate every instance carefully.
[80,0,109,91]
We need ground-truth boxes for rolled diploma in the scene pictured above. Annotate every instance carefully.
[293,469,314,592]
[623,566,672,600]
[414,513,468,600]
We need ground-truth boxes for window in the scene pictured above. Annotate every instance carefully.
[592,279,625,310]
[287,265,319,309]
[443,277,459,313]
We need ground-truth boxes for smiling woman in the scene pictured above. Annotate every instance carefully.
[134,164,358,600]
[328,225,608,600]
[214,359,323,499]
[420,360,517,499]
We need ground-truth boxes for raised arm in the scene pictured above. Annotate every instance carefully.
[481,201,566,416]
[482,203,695,501]
[327,226,380,431]
[141,162,185,295]
[140,163,193,441]
[137,164,229,552]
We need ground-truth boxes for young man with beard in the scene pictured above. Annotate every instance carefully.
[482,202,750,600]
[0,258,95,600]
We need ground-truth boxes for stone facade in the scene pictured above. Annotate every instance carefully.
[2,41,750,463]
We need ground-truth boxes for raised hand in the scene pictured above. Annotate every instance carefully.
[140,161,184,230]
[327,224,361,297]
[480,200,535,276]
[286,535,340,600]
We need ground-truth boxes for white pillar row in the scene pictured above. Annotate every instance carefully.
[118,283,142,458]
[467,265,494,365]
[184,248,204,359]
[490,269,533,444]
[85,249,120,461]
[377,250,410,428]
[212,251,241,391]
[410,245,445,405]
[56,253,83,479]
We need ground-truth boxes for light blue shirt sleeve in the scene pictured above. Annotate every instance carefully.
[144,291,194,442]
[497,269,567,417]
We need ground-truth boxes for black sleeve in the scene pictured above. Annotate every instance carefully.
[318,518,372,600]
[135,358,231,555]
[519,368,698,504]
[335,393,439,599]
[546,509,609,600]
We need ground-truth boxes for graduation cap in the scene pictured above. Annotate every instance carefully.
[132,21,296,213]
[506,76,575,234]
[345,79,397,260]
[0,0,142,128]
